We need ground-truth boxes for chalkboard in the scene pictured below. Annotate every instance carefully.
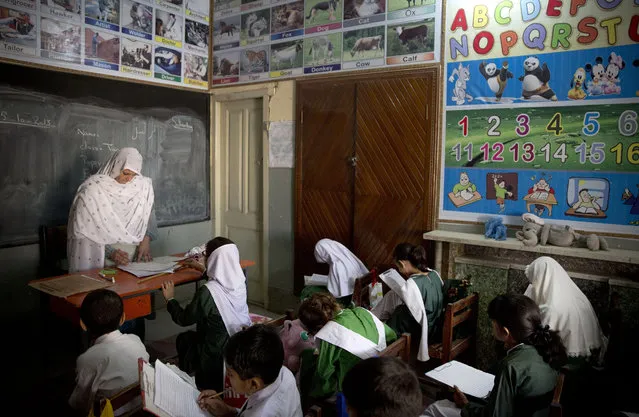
[0,63,210,247]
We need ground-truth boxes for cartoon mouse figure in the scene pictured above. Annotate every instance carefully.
[604,52,625,95]
[585,57,606,95]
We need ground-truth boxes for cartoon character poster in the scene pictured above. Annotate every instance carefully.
[440,0,639,235]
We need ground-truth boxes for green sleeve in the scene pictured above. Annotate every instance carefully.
[311,340,340,398]
[384,323,398,344]
[452,183,464,193]
[167,286,210,327]
[470,183,477,192]
[461,363,516,417]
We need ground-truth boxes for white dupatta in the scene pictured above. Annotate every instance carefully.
[205,244,252,336]
[314,239,369,298]
[315,308,387,359]
[67,148,154,272]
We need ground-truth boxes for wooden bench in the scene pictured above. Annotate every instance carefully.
[92,383,142,417]
[428,292,479,364]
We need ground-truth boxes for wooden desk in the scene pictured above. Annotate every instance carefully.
[523,193,558,216]
[30,259,255,327]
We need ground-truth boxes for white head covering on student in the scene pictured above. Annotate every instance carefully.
[205,243,252,335]
[314,238,369,298]
[524,256,604,357]
[67,148,154,273]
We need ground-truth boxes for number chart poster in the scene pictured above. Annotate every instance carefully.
[0,0,210,90]
[211,0,442,85]
[440,0,639,234]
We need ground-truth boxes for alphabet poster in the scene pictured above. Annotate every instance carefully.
[440,0,639,235]
[0,0,210,89]
[211,0,442,85]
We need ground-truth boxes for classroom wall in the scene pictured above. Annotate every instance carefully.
[212,80,298,310]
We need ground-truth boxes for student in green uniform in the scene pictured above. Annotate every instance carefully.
[372,243,443,360]
[297,292,397,401]
[423,294,567,417]
[161,237,251,392]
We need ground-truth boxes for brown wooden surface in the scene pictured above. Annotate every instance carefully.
[295,81,356,293]
[295,69,440,293]
[429,292,479,363]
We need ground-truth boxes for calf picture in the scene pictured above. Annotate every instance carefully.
[386,17,434,59]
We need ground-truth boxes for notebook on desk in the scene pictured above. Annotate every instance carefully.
[425,360,495,399]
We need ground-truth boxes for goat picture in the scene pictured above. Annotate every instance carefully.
[386,17,434,57]
[271,40,303,70]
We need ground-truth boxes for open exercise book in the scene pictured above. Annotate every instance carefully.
[139,359,211,417]
[425,360,495,399]
[304,273,329,287]
[120,256,184,278]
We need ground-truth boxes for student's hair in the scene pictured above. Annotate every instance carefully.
[224,324,283,385]
[393,243,429,272]
[80,289,124,337]
[205,236,234,257]
[342,357,423,417]
[488,294,567,369]
[297,292,341,334]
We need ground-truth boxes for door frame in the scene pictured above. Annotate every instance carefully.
[211,87,272,309]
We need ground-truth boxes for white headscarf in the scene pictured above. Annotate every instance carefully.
[314,239,368,298]
[205,244,251,336]
[67,148,154,272]
[524,256,604,357]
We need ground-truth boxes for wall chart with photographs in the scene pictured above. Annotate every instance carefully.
[0,0,210,89]
[211,0,442,85]
[439,0,639,235]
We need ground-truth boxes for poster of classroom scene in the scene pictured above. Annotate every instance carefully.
[0,0,209,89]
[439,0,639,235]
[210,0,442,85]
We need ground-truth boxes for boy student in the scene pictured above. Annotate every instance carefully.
[342,357,423,417]
[69,289,149,414]
[197,324,302,417]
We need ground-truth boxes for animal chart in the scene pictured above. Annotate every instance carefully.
[439,0,639,236]
[211,0,442,85]
[0,0,210,89]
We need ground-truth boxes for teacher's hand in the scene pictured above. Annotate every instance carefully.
[110,249,130,266]
[137,236,152,262]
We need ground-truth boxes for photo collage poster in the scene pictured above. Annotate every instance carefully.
[211,0,442,85]
[0,0,210,89]
[440,0,639,234]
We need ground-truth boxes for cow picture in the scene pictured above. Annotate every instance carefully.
[342,26,384,61]
[386,17,435,57]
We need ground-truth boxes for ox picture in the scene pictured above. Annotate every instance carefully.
[121,0,152,34]
[344,0,384,21]
[156,10,183,42]
[304,0,342,28]
[270,39,303,71]
[185,19,208,49]
[121,37,152,70]
[240,9,270,44]
[303,33,341,67]
[386,18,434,57]
[213,50,240,78]
[213,15,240,48]
[85,28,119,64]
[271,1,304,34]
[240,47,269,74]
[85,0,119,25]
[387,0,434,13]
[184,53,208,81]
[343,26,384,62]
[154,46,181,76]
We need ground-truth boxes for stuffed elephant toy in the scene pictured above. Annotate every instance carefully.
[517,214,608,251]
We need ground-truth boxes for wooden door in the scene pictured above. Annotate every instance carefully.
[353,71,439,268]
[220,98,265,304]
[294,81,356,294]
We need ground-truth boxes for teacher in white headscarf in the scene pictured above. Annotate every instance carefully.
[67,147,157,273]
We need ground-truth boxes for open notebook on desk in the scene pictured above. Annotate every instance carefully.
[425,360,495,399]
[139,359,210,417]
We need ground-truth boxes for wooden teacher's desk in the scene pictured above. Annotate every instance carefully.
[30,259,255,327]
[523,193,558,216]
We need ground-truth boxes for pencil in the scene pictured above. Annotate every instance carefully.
[137,271,171,284]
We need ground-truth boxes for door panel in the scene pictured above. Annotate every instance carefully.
[353,74,436,267]
[294,82,356,293]
[220,98,264,304]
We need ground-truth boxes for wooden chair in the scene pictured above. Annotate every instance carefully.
[92,383,142,417]
[428,292,479,364]
[38,224,68,277]
[549,369,566,417]
[304,405,322,417]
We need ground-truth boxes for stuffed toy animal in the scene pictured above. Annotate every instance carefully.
[516,213,608,251]
[279,319,316,374]
[485,217,507,240]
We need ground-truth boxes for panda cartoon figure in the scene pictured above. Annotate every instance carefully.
[479,61,513,102]
[518,56,557,101]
